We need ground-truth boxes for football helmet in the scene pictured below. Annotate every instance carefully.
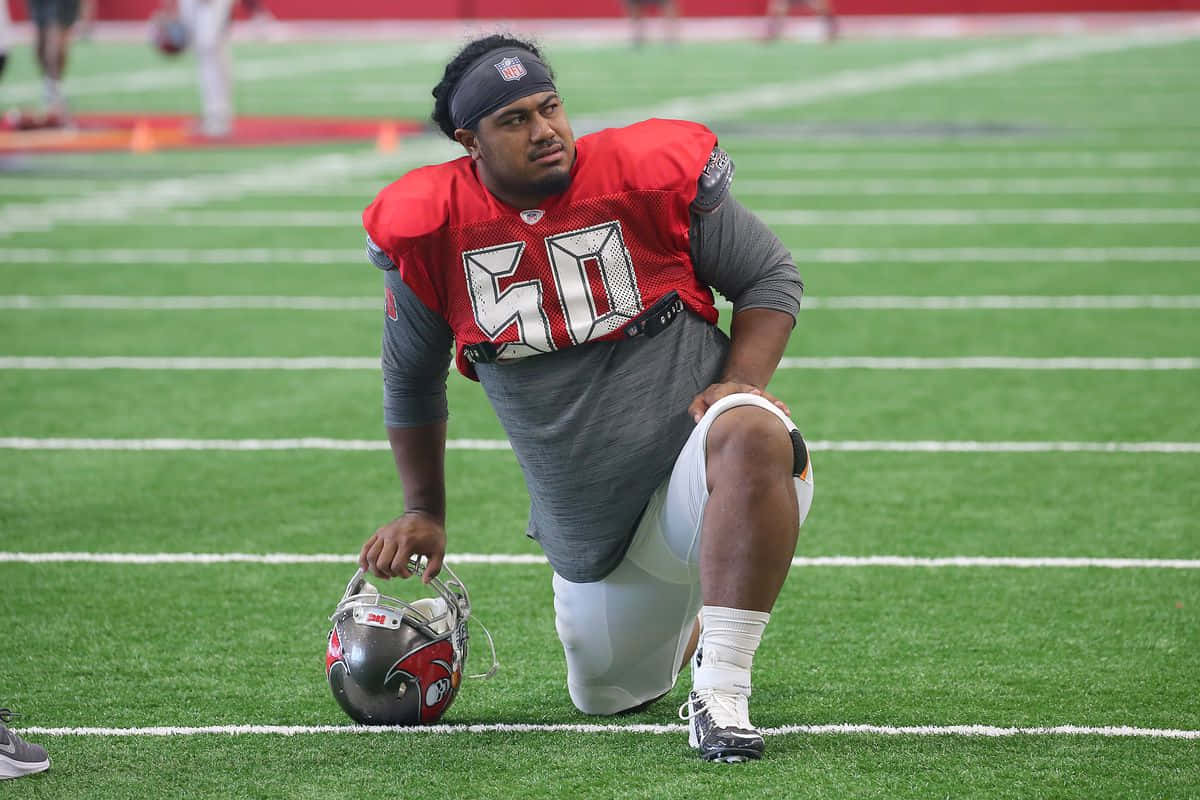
[325,563,496,725]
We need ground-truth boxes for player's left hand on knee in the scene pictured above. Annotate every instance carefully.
[687,382,790,423]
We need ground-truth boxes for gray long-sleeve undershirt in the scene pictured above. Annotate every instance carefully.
[374,194,803,582]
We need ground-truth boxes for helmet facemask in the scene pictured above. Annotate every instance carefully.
[325,563,495,725]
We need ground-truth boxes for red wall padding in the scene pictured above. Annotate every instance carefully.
[8,0,1199,22]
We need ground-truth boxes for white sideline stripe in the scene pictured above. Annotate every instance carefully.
[759,209,1200,226]
[18,723,1200,739]
[3,553,1198,569]
[4,295,1200,311]
[3,356,1196,371]
[593,22,1200,125]
[60,208,1200,228]
[733,177,1200,195]
[2,247,1198,265]
[2,439,1198,454]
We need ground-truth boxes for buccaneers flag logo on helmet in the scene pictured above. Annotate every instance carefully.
[325,564,496,726]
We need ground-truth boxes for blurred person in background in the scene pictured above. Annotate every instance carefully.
[766,0,837,42]
[241,0,274,39]
[625,0,678,47]
[153,0,234,137]
[0,0,11,80]
[26,0,78,121]
[75,0,96,39]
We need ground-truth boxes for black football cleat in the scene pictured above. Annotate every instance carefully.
[679,689,765,763]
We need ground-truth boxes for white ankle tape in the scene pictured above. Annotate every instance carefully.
[698,605,770,673]
[693,664,752,696]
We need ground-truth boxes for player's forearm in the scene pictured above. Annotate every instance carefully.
[720,307,794,390]
[387,422,448,523]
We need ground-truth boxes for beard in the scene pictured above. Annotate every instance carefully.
[529,167,572,197]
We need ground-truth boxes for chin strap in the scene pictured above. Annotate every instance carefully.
[438,560,499,680]
[465,611,500,680]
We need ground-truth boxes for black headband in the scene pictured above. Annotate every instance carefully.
[448,47,557,131]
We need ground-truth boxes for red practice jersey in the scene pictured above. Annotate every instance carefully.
[363,118,721,380]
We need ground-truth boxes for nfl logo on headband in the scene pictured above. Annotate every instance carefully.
[494,56,527,82]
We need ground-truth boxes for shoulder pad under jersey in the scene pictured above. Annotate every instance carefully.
[692,146,734,214]
[365,235,397,271]
[577,119,716,198]
[362,159,469,260]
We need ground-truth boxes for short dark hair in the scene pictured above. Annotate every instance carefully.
[430,34,553,140]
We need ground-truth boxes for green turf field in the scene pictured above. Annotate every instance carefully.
[1,25,1198,798]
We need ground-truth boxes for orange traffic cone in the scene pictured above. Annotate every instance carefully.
[375,122,397,153]
[129,119,156,153]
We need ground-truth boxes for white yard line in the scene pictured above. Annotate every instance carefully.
[788,247,1200,263]
[0,248,360,264]
[52,208,1200,228]
[0,179,113,195]
[0,43,455,103]
[2,356,1196,370]
[5,24,1197,239]
[776,357,1200,369]
[588,22,1200,126]
[731,151,1200,170]
[760,209,1200,226]
[795,295,1200,309]
[0,140,458,238]
[2,247,1198,264]
[2,438,1197,453]
[0,356,385,369]
[16,722,1200,739]
[0,295,381,310]
[4,295,1199,311]
[207,177,1200,200]
[3,553,1199,569]
[733,177,1200,195]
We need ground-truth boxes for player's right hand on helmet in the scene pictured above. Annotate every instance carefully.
[359,511,446,583]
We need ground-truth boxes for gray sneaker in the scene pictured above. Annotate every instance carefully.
[0,709,50,780]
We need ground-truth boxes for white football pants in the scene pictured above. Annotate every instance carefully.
[552,392,814,715]
[179,0,234,135]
